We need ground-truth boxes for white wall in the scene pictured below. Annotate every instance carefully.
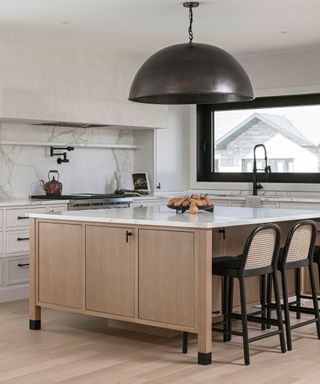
[0,31,170,199]
[189,47,320,194]
[0,31,167,129]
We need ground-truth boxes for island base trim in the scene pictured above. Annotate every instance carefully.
[198,352,212,365]
[29,319,41,330]
[36,301,197,333]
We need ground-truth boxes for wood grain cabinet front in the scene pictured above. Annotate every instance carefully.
[138,229,195,327]
[85,226,135,317]
[38,222,83,309]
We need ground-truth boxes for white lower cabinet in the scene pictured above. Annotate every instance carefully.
[5,207,47,228]
[0,203,68,302]
[6,230,30,254]
[0,232,3,255]
[6,256,29,285]
[0,259,3,286]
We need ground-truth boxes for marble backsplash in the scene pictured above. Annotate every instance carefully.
[0,123,134,199]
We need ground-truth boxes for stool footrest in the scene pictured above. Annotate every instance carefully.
[231,313,279,327]
[299,294,320,301]
[248,330,281,343]
[269,302,317,315]
[290,318,320,330]
[212,326,281,343]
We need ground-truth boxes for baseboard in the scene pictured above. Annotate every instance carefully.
[0,284,29,303]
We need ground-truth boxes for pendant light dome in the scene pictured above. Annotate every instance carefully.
[129,2,254,105]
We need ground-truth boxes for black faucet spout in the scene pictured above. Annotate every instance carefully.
[253,144,270,196]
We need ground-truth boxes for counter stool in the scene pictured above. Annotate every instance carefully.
[266,220,320,351]
[183,223,286,365]
[293,245,320,321]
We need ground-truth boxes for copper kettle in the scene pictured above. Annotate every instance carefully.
[40,170,63,196]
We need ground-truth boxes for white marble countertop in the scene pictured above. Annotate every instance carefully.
[27,206,320,229]
[155,192,320,204]
[0,199,69,207]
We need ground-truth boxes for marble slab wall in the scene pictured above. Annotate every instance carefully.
[0,123,134,198]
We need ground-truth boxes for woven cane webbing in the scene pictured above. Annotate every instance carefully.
[286,225,312,263]
[245,228,277,270]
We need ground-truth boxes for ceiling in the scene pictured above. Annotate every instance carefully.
[0,0,320,56]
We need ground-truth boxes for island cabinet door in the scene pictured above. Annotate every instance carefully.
[85,225,135,317]
[138,229,195,327]
[38,222,83,309]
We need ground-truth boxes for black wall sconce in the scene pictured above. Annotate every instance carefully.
[50,146,74,164]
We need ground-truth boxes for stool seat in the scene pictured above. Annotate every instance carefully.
[212,256,242,273]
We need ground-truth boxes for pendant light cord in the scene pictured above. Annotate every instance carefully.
[188,5,194,43]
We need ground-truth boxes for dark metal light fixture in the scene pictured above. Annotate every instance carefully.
[129,2,254,105]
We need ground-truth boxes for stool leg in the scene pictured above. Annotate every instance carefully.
[182,332,188,354]
[295,268,301,320]
[223,277,230,342]
[266,273,272,329]
[228,277,234,342]
[239,276,250,365]
[272,270,286,353]
[280,269,292,351]
[308,263,320,339]
[317,260,320,300]
[260,275,266,331]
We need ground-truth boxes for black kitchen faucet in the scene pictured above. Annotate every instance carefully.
[252,144,271,196]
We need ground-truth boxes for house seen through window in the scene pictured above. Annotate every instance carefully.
[197,94,320,183]
[215,107,320,174]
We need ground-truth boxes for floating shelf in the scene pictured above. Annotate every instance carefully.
[0,140,141,150]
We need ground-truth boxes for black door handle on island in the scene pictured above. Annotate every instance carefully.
[17,216,29,220]
[18,263,30,267]
[125,231,132,243]
[17,237,30,241]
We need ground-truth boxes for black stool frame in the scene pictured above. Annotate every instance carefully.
[267,220,320,351]
[183,223,286,365]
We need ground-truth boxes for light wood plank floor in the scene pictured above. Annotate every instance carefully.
[0,300,320,383]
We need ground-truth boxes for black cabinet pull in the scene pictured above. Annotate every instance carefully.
[17,237,30,241]
[18,263,30,267]
[125,230,132,243]
[17,216,29,220]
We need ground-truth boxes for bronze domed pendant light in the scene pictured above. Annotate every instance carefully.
[129,2,254,105]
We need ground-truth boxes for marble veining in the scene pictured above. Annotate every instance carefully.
[28,206,320,229]
[0,123,134,199]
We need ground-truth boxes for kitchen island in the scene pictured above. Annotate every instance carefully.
[28,206,320,365]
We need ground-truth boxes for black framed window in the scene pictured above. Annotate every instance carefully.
[197,94,320,183]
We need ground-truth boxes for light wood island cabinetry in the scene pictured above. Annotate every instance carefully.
[86,225,135,317]
[38,222,83,308]
[28,206,320,365]
[139,229,195,327]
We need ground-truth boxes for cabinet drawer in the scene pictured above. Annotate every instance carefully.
[0,259,3,286]
[47,205,67,213]
[6,256,29,285]
[0,210,3,228]
[6,230,30,254]
[5,207,46,228]
[0,232,3,254]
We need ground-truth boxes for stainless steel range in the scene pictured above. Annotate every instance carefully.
[30,193,133,211]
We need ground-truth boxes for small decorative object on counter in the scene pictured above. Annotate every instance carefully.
[167,194,213,214]
[40,170,63,196]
